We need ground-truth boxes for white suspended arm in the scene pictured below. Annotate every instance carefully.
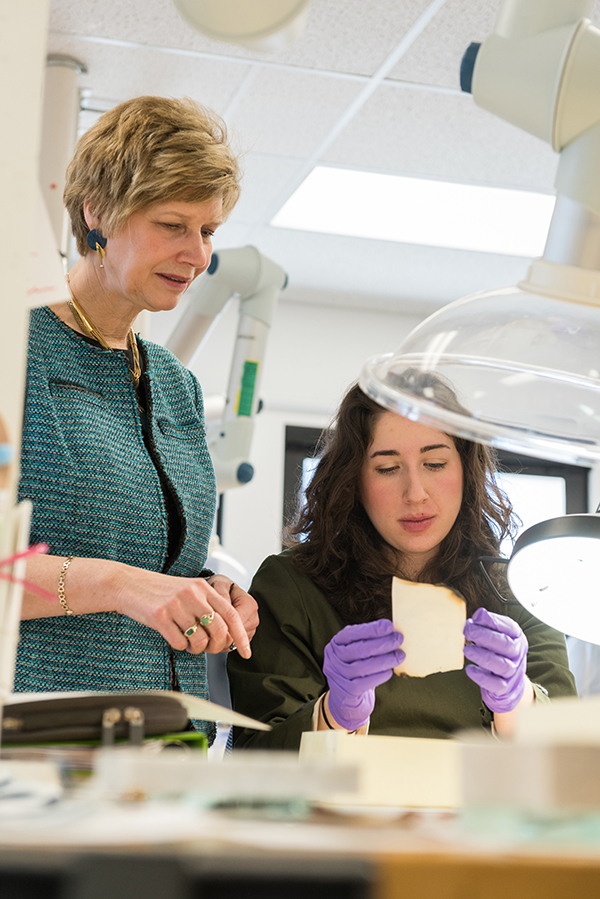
[165,245,287,492]
[461,0,600,273]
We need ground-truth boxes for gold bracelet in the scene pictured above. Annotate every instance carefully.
[58,556,75,615]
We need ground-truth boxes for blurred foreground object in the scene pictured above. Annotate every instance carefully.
[92,749,356,804]
[463,694,600,815]
[0,503,33,736]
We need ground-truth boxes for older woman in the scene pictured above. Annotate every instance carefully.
[16,96,257,743]
[228,380,576,749]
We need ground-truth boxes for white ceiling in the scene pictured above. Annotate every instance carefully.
[47,0,600,316]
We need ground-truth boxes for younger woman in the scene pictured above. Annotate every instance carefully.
[228,379,576,749]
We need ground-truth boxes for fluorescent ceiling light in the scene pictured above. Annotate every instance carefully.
[271,167,555,257]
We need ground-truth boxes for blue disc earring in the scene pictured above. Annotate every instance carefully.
[86,228,107,267]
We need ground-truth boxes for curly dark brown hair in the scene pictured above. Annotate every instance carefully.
[286,377,515,624]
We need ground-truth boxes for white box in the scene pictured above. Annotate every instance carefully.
[300,731,462,808]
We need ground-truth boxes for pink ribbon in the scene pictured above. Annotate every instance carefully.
[0,543,56,602]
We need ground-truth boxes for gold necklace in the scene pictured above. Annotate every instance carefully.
[66,274,141,388]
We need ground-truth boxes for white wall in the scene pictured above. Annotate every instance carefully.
[151,296,424,576]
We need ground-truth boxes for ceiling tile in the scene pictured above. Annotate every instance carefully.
[321,84,558,191]
[257,0,435,75]
[49,0,247,56]
[47,34,251,114]
[389,0,600,89]
[227,68,362,157]
[48,0,600,320]
[50,0,437,76]
[388,0,501,88]
[227,154,307,225]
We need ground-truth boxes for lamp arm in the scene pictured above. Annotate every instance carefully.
[164,270,232,367]
[165,246,287,492]
[465,0,600,153]
[460,0,600,270]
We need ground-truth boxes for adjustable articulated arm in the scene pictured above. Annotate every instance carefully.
[461,0,600,282]
[462,0,600,215]
[166,245,287,492]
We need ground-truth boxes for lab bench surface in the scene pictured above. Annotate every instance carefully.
[2,815,600,899]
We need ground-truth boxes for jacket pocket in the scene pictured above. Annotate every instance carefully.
[156,418,205,441]
[49,380,106,409]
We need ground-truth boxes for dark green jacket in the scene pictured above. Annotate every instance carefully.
[228,550,577,750]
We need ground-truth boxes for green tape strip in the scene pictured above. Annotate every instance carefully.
[236,360,259,417]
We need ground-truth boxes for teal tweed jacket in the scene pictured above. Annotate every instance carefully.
[16,307,217,740]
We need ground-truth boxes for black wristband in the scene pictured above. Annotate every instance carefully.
[321,697,336,730]
[321,697,359,734]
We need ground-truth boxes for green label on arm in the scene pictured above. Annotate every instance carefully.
[236,360,259,416]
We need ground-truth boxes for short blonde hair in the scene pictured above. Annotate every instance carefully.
[64,96,241,255]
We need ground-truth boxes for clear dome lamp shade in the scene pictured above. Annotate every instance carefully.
[507,514,600,644]
[359,265,600,468]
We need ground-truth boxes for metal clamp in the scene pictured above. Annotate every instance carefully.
[101,707,122,747]
[123,707,145,746]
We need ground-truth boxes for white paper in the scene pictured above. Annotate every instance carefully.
[391,578,466,678]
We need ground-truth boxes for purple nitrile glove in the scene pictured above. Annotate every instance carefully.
[463,607,528,714]
[323,618,405,731]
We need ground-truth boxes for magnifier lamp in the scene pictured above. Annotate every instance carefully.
[172,0,311,52]
[360,0,600,642]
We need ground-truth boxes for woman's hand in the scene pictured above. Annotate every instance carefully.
[323,619,405,730]
[463,607,528,713]
[22,555,256,658]
[112,565,254,658]
[204,574,259,647]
